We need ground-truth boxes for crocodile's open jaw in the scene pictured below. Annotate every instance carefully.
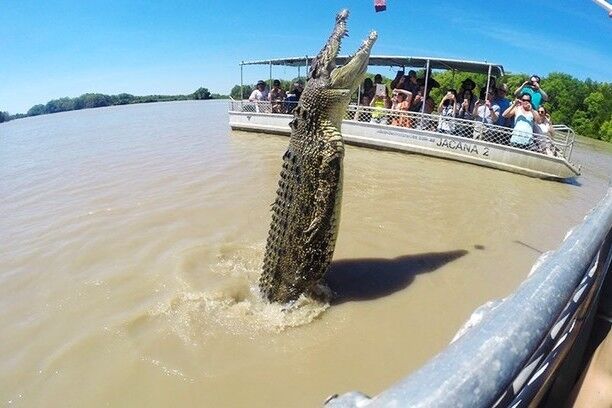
[310,9,377,91]
[305,9,377,125]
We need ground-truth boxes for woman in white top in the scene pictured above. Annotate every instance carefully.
[248,80,270,113]
[249,80,269,101]
[437,89,458,134]
[503,93,541,150]
[535,106,556,155]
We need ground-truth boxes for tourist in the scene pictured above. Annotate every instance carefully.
[535,107,556,155]
[390,70,405,90]
[503,93,541,150]
[269,79,286,113]
[356,94,373,122]
[472,89,500,140]
[417,69,440,98]
[473,89,500,124]
[456,89,475,120]
[456,82,480,138]
[513,75,548,110]
[409,85,426,112]
[437,89,458,134]
[405,70,420,96]
[493,84,511,127]
[392,74,407,93]
[361,77,375,105]
[486,75,497,93]
[391,89,411,127]
[249,80,269,101]
[424,96,435,114]
[391,69,419,97]
[369,90,391,124]
[423,96,437,130]
[284,81,303,113]
[391,70,420,96]
[457,78,477,104]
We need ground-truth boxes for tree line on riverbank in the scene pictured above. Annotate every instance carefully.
[0,87,225,123]
[3,73,610,143]
[231,72,611,142]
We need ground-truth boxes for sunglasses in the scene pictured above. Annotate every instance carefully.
[521,99,531,102]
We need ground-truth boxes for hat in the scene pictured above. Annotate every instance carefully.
[407,70,417,77]
[461,78,476,90]
[256,80,266,86]
[497,83,508,92]
[273,79,280,86]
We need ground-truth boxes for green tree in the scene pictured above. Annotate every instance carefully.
[0,111,9,123]
[27,104,46,116]
[541,72,588,127]
[112,93,135,105]
[230,84,253,99]
[192,87,211,100]
[600,119,612,142]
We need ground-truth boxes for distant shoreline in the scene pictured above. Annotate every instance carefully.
[0,87,226,123]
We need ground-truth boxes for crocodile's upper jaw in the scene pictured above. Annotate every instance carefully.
[305,9,377,125]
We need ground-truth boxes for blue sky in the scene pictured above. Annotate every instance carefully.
[1,0,611,114]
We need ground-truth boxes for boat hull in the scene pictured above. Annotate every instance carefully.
[228,111,580,180]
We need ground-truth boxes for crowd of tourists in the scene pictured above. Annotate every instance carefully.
[248,79,303,114]
[246,73,556,155]
[358,71,555,154]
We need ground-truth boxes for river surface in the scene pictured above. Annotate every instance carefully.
[1,100,611,407]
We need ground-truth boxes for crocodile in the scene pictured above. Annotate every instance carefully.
[259,9,377,304]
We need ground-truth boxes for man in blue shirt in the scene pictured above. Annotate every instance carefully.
[493,84,511,127]
[514,75,548,109]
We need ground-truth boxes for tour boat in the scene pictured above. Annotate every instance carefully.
[228,56,581,180]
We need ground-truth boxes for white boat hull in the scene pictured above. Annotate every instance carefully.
[228,110,580,180]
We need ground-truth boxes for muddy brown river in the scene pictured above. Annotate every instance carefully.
[1,100,611,407]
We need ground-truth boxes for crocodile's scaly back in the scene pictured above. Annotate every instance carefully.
[259,10,377,303]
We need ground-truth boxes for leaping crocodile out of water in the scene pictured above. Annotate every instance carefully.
[259,10,377,304]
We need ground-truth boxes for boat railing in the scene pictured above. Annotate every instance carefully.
[228,100,577,162]
[229,99,298,115]
[344,104,573,160]
[552,124,578,159]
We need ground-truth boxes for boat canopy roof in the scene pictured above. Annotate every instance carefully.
[241,55,504,76]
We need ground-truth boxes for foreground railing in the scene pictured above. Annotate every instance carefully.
[326,188,612,408]
[229,100,576,161]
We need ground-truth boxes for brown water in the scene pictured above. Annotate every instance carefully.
[1,100,611,407]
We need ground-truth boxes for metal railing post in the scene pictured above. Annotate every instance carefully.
[483,64,492,124]
[420,59,430,129]
[240,62,244,103]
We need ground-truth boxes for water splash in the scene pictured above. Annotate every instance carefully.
[149,241,330,344]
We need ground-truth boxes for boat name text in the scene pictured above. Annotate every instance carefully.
[436,138,489,156]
